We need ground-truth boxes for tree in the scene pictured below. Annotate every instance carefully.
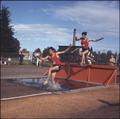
[21,48,29,53]
[34,48,41,53]
[0,6,20,57]
[101,52,107,64]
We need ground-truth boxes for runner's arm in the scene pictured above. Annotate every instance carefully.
[89,37,104,42]
[57,44,72,55]
[41,56,50,61]
[75,37,80,41]
[71,48,79,53]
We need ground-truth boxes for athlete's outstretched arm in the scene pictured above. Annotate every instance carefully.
[57,44,72,55]
[75,37,80,41]
[89,37,104,42]
[41,55,50,61]
[71,48,79,53]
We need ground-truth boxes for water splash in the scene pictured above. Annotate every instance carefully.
[45,80,63,91]
[12,77,96,92]
[15,78,67,91]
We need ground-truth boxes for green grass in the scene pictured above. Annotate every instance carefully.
[4,57,51,67]
[4,58,32,65]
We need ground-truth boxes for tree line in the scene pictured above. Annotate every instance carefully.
[0,6,20,57]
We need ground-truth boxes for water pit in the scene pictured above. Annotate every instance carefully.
[1,77,104,100]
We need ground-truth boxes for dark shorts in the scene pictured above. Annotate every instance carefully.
[82,47,89,52]
[52,64,62,72]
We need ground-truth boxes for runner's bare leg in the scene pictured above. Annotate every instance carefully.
[44,66,59,85]
[81,50,89,65]
[51,72,57,85]
[44,68,52,85]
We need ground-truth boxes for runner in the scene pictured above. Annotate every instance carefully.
[75,32,103,65]
[74,32,90,65]
[41,44,72,86]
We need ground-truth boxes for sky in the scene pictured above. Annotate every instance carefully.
[1,1,119,53]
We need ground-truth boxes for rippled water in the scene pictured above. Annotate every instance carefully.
[14,78,69,91]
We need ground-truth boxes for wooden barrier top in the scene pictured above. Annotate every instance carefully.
[61,63,117,70]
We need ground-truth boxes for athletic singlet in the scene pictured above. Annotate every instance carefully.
[81,37,89,49]
[50,53,62,65]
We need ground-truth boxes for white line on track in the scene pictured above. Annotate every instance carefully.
[1,85,107,101]
[1,92,52,101]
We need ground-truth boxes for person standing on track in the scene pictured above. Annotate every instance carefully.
[109,54,116,66]
[19,51,24,65]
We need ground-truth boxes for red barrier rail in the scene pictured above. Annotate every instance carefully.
[55,64,117,85]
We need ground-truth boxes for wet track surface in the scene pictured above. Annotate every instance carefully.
[1,78,100,99]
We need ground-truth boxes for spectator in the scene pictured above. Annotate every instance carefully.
[2,57,6,65]
[0,56,3,65]
[7,57,11,65]
[19,51,24,65]
[109,55,116,66]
